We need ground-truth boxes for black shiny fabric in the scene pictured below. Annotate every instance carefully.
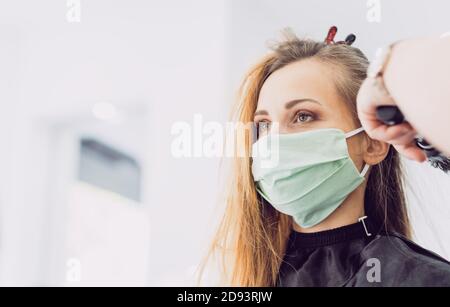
[276,218,450,287]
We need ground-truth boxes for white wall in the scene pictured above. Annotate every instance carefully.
[0,0,228,286]
[0,0,449,286]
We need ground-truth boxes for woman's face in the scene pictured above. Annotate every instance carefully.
[254,58,365,169]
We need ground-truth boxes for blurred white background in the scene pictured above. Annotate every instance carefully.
[0,0,449,286]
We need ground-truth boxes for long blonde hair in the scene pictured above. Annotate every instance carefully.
[201,30,410,287]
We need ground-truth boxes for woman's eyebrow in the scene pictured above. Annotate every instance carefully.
[254,110,269,117]
[254,99,321,117]
[285,98,322,109]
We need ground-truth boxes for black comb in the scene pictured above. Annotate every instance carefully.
[376,106,450,173]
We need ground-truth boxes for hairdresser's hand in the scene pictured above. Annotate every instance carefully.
[357,77,427,162]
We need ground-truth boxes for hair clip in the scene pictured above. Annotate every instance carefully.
[324,26,338,44]
[324,26,356,46]
[344,34,356,45]
[337,34,357,46]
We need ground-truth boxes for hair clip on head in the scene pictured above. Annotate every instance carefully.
[324,26,356,46]
[325,26,338,44]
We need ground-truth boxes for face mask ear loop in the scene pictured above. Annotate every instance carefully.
[343,127,369,176]
[345,127,365,139]
[360,163,370,177]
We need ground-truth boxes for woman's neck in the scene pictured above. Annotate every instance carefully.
[292,184,366,233]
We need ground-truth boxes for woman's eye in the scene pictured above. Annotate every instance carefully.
[295,111,314,123]
[257,121,271,135]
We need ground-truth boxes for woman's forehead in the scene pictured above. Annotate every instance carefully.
[257,59,341,111]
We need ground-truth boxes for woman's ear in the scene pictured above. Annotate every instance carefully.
[363,135,390,166]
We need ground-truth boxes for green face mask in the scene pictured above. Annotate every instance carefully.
[251,127,369,229]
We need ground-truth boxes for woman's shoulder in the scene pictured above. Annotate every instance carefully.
[354,233,450,286]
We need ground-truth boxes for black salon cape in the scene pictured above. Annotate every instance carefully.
[276,219,450,287]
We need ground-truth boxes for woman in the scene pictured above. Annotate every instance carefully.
[203,29,450,287]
